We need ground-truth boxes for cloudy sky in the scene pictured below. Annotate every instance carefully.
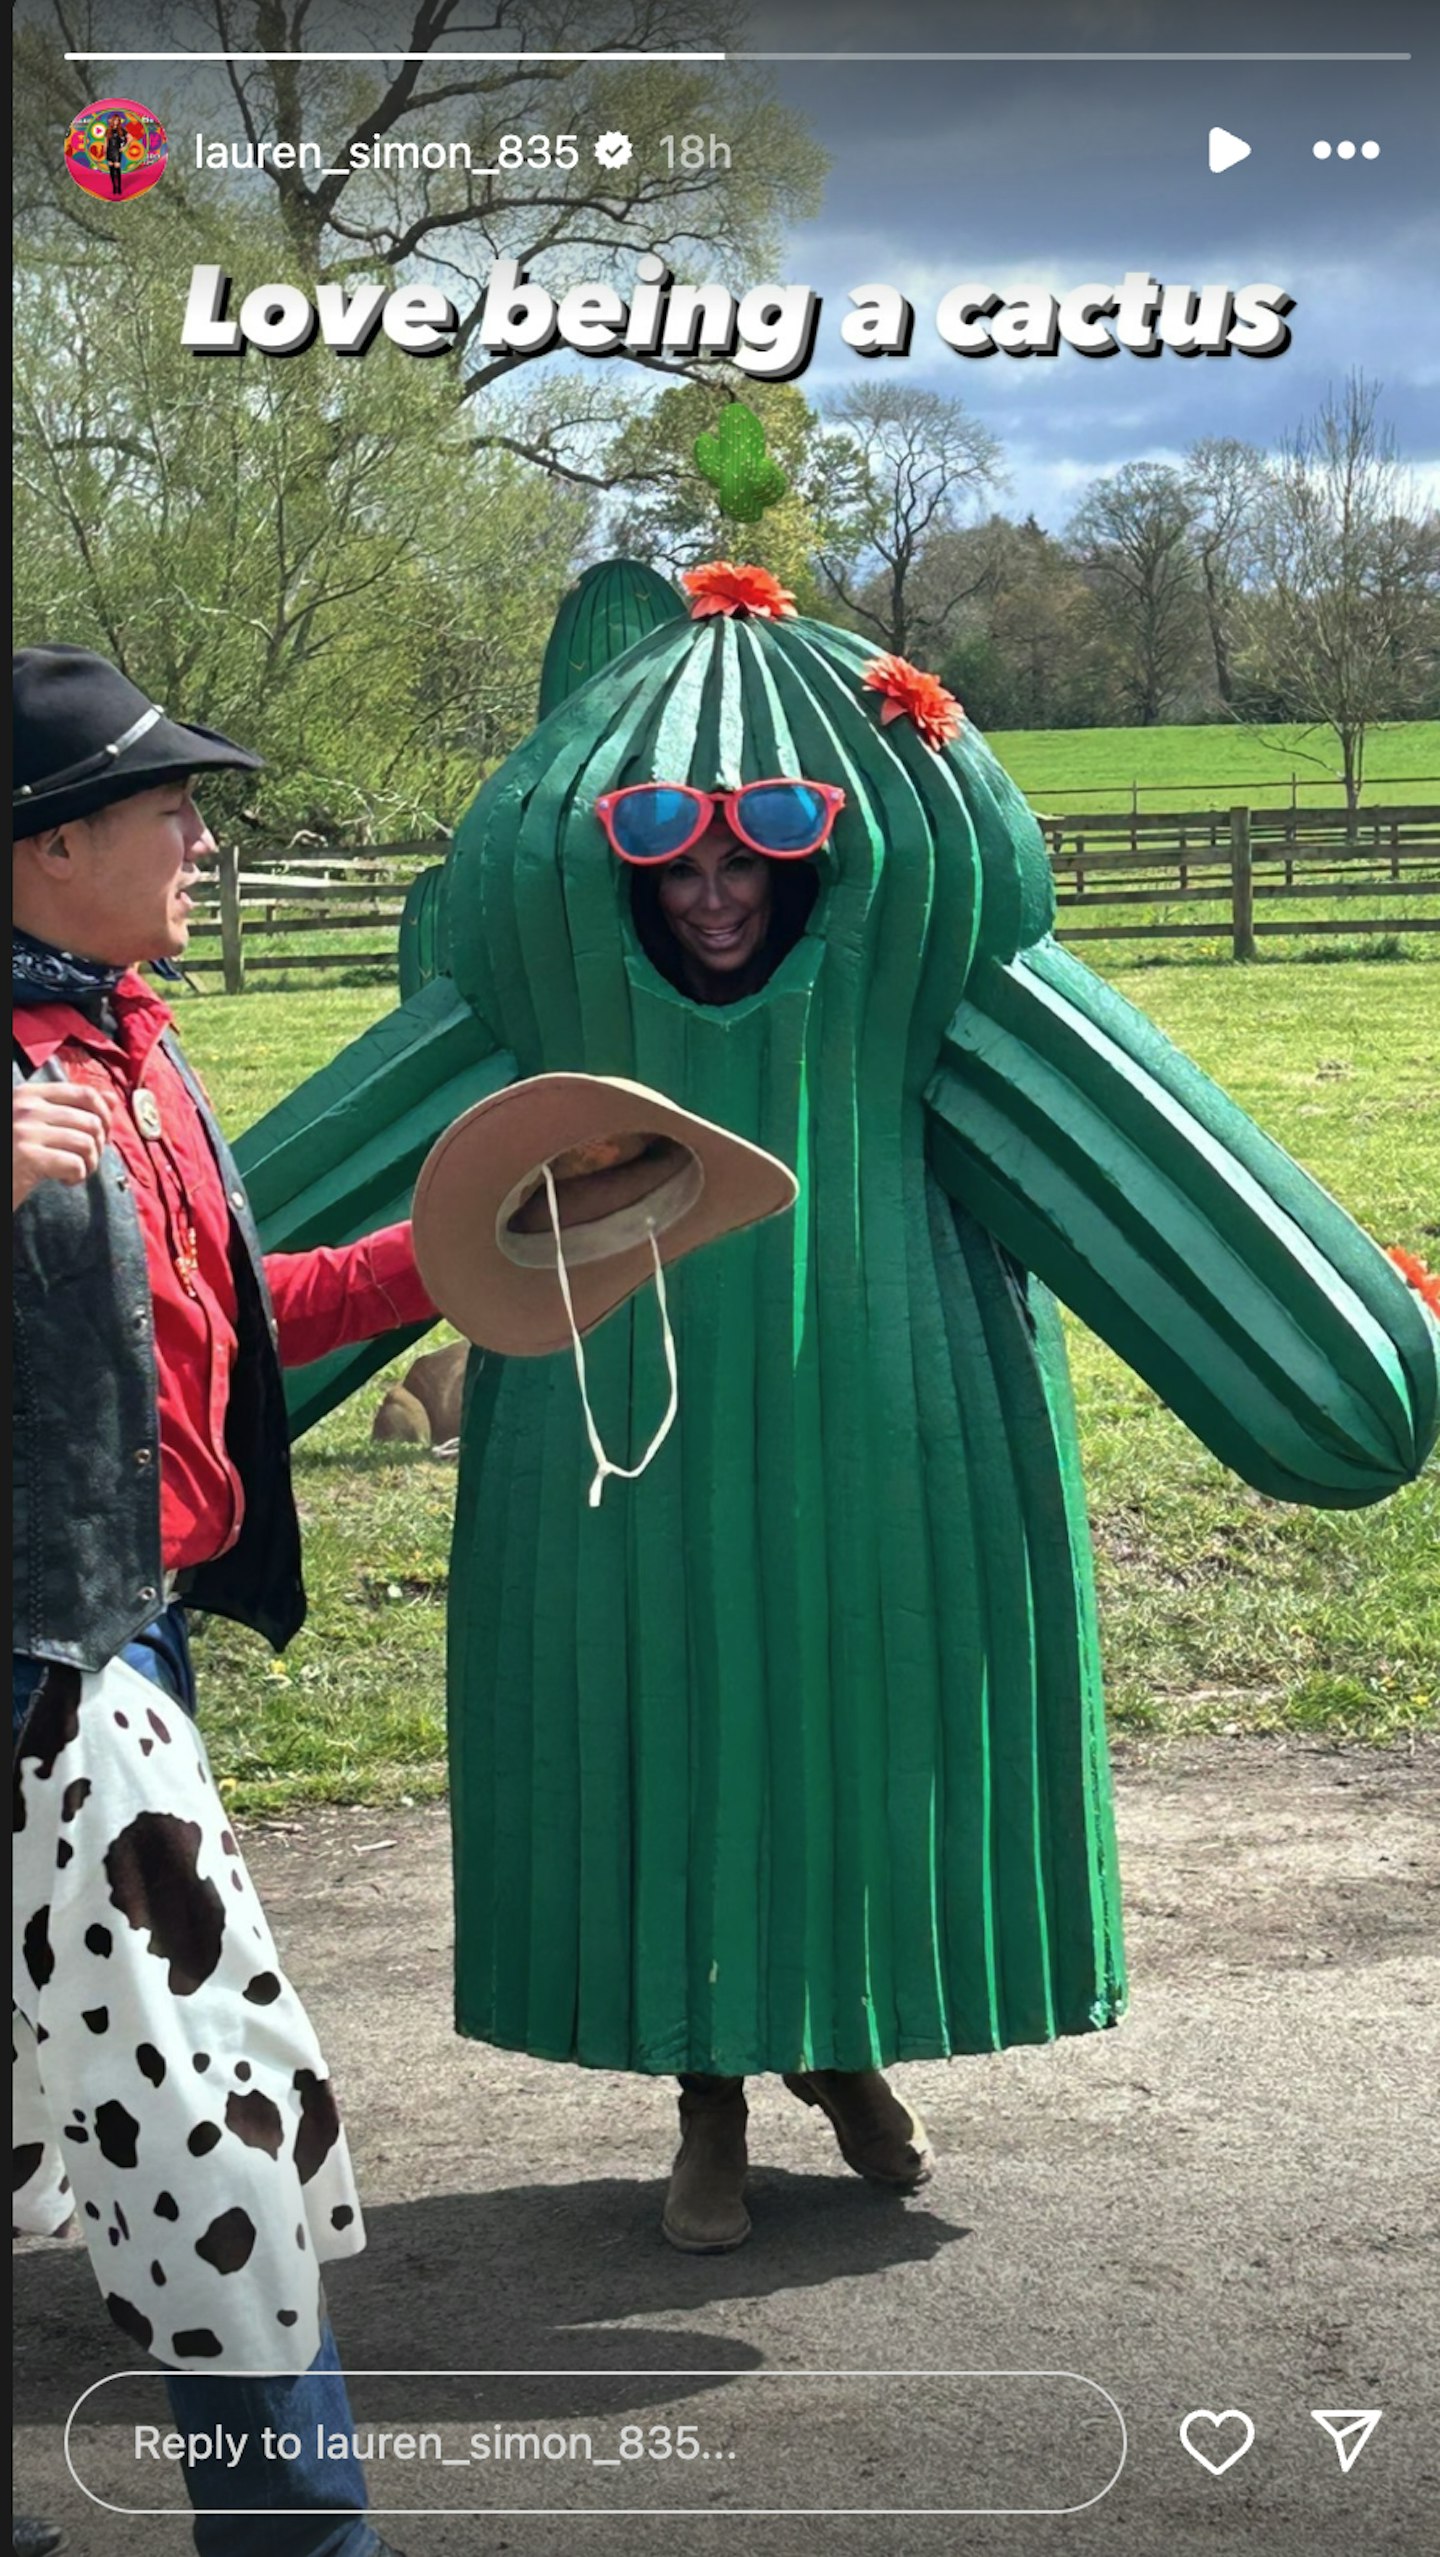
[32,0,1436,531]
[746,0,1437,524]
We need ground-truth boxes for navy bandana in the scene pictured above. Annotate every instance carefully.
[12,929,182,1011]
[12,928,126,1012]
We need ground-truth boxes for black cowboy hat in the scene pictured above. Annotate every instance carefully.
[13,645,264,834]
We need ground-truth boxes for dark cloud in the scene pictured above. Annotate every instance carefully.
[22,0,1433,520]
[747,0,1437,514]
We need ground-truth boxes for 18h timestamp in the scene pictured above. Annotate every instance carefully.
[661,134,732,167]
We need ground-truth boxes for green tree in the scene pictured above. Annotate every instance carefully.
[1068,463,1204,726]
[938,518,1117,729]
[602,378,857,605]
[813,386,1005,660]
[13,203,589,837]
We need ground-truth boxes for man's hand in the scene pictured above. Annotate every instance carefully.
[13,1081,114,1210]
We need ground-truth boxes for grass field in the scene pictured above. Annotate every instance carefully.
[189,719,1440,994]
[172,958,1440,1811]
[985,717,1440,812]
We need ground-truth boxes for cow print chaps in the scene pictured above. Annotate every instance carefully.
[13,1655,364,2372]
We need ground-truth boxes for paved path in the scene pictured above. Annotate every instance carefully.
[16,1739,1438,2557]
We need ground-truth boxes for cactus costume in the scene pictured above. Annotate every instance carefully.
[239,565,1438,2087]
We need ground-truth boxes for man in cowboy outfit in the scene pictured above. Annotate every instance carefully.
[12,646,419,2557]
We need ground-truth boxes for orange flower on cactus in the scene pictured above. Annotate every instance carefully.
[861,653,964,751]
[682,560,798,620]
[1386,1247,1440,1318]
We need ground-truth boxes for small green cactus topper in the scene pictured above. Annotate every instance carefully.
[693,401,789,523]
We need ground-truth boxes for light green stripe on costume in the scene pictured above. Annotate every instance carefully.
[398,862,448,999]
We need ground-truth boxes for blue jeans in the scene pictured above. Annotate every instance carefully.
[14,1617,383,2557]
[167,2326,384,2557]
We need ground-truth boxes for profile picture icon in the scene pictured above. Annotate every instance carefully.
[64,96,168,201]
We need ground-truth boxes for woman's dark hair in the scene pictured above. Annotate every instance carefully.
[629,856,819,1001]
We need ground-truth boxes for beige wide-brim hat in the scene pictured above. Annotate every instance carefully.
[412,1073,798,1358]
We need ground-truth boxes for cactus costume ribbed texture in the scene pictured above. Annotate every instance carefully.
[537,557,687,723]
[448,608,1117,2073]
[238,601,1437,2081]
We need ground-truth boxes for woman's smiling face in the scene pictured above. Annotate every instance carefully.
[451,606,1050,1053]
[654,819,775,995]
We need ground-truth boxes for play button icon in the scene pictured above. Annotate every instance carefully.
[1209,126,1252,173]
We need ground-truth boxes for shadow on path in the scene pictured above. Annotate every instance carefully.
[18,2167,972,2425]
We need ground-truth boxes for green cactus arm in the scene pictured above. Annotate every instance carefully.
[233,975,515,1433]
[398,859,450,999]
[925,936,1439,1508]
[724,459,789,524]
[537,559,685,721]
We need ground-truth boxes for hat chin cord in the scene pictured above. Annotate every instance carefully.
[542,1163,680,1508]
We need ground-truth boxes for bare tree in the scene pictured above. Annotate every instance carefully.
[814,386,1004,659]
[1183,437,1269,708]
[14,0,824,417]
[1244,376,1440,811]
[1068,463,1203,726]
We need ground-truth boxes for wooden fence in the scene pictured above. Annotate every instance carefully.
[184,843,440,992]
[182,806,1440,990]
[1041,803,1440,959]
[1010,770,1440,813]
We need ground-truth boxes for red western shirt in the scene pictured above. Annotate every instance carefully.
[14,975,436,1573]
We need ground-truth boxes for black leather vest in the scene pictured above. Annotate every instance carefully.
[12,1035,305,1671]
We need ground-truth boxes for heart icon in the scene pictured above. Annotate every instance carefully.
[1180,2409,1256,2475]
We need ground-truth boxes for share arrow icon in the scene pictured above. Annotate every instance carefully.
[1311,2410,1382,2473]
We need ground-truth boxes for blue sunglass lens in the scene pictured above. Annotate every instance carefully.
[739,784,826,851]
[611,788,701,860]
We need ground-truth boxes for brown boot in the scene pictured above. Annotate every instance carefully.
[662,2075,750,2252]
[784,2068,934,2189]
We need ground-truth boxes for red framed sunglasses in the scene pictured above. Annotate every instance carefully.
[595,778,846,865]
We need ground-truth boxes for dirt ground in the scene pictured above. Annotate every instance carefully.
[14,1737,1439,2557]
